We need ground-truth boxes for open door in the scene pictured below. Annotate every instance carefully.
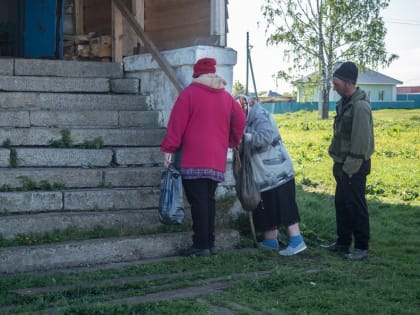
[23,0,63,58]
[0,0,20,57]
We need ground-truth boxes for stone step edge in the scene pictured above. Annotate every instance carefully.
[0,76,139,94]
[1,58,124,78]
[0,110,163,129]
[0,92,151,111]
[0,209,176,240]
[0,147,163,167]
[0,127,166,147]
[0,166,162,189]
[0,187,162,213]
[0,229,240,274]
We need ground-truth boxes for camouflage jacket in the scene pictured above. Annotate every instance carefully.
[328,87,375,176]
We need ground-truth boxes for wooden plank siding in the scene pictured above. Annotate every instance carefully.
[112,0,142,61]
[74,0,84,34]
[83,0,112,34]
[75,0,226,60]
[76,0,140,61]
[143,0,219,51]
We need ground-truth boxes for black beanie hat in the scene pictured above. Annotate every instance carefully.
[333,61,358,84]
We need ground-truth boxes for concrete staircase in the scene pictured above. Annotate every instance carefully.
[0,59,239,274]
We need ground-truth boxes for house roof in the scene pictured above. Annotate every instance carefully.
[266,90,282,97]
[358,69,402,85]
[295,68,402,86]
[397,86,420,93]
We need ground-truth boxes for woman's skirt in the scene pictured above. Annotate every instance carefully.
[252,178,300,232]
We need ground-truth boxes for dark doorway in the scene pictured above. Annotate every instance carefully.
[0,0,63,59]
[0,0,21,56]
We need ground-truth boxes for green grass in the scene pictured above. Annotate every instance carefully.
[275,109,420,203]
[0,109,418,314]
[49,129,104,149]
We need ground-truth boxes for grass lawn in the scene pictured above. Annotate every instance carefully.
[0,109,418,314]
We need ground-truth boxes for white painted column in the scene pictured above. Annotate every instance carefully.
[211,0,227,47]
[123,45,237,124]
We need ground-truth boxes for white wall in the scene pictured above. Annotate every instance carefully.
[123,45,237,126]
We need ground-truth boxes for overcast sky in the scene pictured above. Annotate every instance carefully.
[227,0,420,93]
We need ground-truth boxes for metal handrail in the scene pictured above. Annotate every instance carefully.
[112,0,184,94]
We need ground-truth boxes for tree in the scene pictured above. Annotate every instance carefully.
[262,0,398,118]
[232,80,246,96]
[282,91,297,99]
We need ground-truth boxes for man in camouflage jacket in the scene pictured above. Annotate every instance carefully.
[322,61,375,260]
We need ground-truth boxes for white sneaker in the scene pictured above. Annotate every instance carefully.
[279,241,307,256]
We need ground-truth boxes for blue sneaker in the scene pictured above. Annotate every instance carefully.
[259,239,279,250]
[279,241,307,256]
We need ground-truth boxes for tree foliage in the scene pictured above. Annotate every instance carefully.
[232,80,246,96]
[262,0,398,118]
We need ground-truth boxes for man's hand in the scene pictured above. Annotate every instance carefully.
[343,156,362,178]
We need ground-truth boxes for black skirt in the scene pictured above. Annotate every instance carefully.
[252,178,301,233]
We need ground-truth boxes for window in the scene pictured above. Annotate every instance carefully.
[379,90,385,101]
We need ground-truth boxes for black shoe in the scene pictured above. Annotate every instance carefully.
[344,249,369,260]
[320,242,350,253]
[181,246,211,257]
[209,247,218,255]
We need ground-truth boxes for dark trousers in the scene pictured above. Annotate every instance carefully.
[333,160,371,250]
[182,178,218,249]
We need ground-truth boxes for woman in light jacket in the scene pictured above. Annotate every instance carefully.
[237,95,306,256]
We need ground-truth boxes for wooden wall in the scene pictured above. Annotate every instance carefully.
[144,0,219,52]
[82,0,112,35]
[76,0,139,59]
[75,0,226,60]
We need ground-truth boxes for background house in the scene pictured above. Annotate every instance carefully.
[296,69,402,103]
[396,86,420,108]
[397,86,420,94]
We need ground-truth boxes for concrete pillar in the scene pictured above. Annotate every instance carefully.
[123,45,237,125]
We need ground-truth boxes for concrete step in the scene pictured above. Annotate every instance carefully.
[0,209,162,239]
[0,76,139,94]
[0,166,161,189]
[0,76,105,93]
[0,57,233,276]
[0,127,165,146]
[0,205,236,244]
[1,58,124,78]
[15,148,114,167]
[0,229,240,274]
[4,147,162,167]
[0,92,151,111]
[0,110,162,128]
[0,187,160,214]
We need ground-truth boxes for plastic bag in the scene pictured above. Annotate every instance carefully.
[158,166,185,225]
[232,142,261,211]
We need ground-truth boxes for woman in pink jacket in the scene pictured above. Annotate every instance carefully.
[161,57,246,256]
